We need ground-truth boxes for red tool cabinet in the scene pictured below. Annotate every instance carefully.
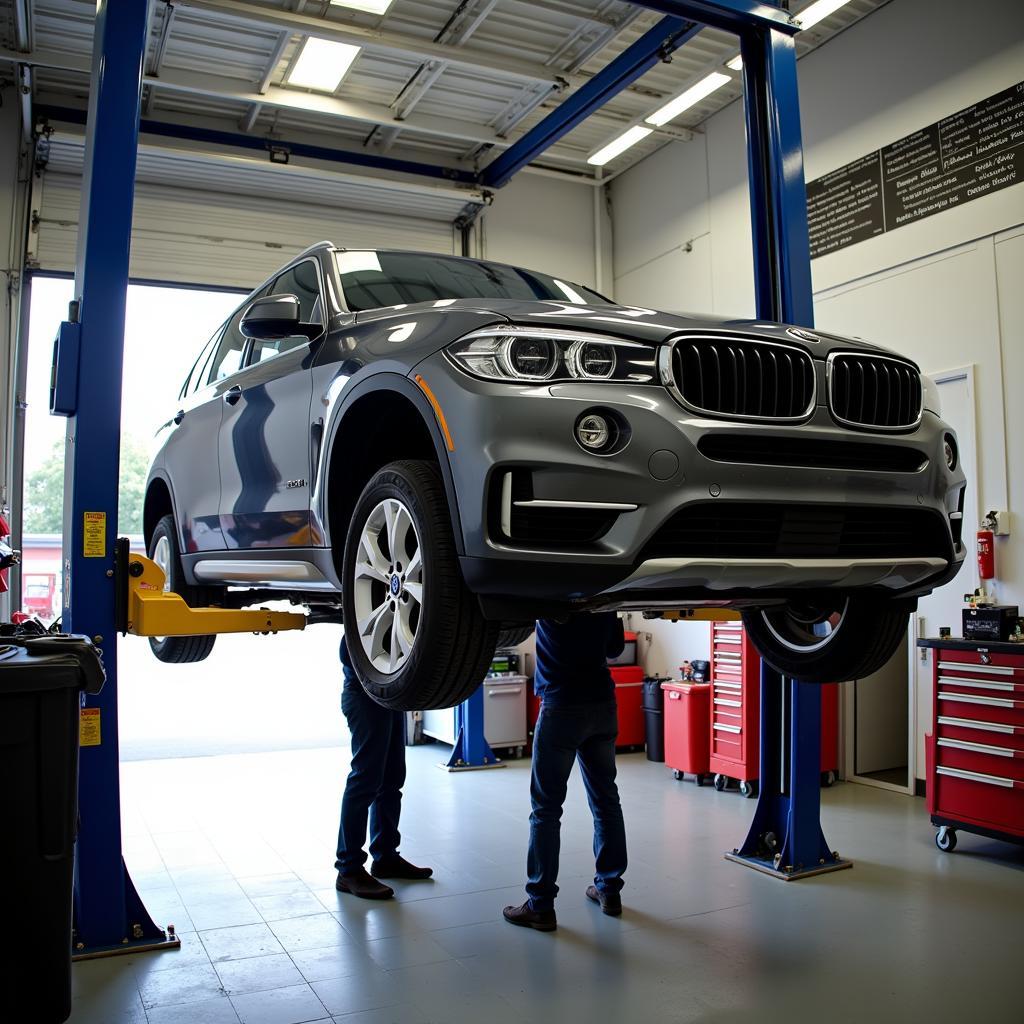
[612,665,645,750]
[921,639,1024,852]
[708,623,841,797]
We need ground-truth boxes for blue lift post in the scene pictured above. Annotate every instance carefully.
[58,0,177,955]
[443,687,506,772]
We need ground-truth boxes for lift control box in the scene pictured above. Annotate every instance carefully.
[50,320,81,417]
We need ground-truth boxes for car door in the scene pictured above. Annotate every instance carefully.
[160,323,231,553]
[216,259,321,551]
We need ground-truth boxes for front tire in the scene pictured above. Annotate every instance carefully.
[342,460,498,710]
[147,515,217,664]
[742,597,912,682]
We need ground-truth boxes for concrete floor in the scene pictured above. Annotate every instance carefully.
[69,745,1022,1024]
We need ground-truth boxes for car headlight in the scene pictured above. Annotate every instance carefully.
[923,374,941,415]
[445,327,657,383]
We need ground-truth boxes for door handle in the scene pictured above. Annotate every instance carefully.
[173,409,185,425]
[224,386,242,406]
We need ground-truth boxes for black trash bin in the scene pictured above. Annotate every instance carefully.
[642,677,666,763]
[0,633,105,1024]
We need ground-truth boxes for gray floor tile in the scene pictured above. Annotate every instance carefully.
[363,933,454,970]
[269,913,350,951]
[253,890,328,922]
[137,962,225,1009]
[201,922,286,962]
[238,872,310,898]
[231,982,330,1024]
[188,897,265,931]
[289,942,379,983]
[329,1006,431,1024]
[216,952,307,995]
[310,971,402,1016]
[146,994,240,1024]
[132,931,212,974]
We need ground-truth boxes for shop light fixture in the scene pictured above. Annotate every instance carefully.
[587,125,653,166]
[726,55,743,71]
[645,71,730,127]
[288,37,361,92]
[796,0,854,31]
[329,0,394,13]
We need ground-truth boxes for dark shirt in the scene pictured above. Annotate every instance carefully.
[533,613,625,707]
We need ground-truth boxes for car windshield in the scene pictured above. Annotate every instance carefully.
[334,250,610,312]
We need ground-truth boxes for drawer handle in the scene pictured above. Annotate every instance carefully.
[937,693,1018,709]
[936,765,1016,789]
[714,723,741,734]
[938,737,1017,758]
[488,687,523,697]
[714,698,742,707]
[938,715,1016,735]
[937,661,1015,676]
[938,676,1018,692]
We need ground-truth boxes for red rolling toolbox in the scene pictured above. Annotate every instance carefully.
[612,665,645,750]
[922,639,1024,852]
[708,623,841,796]
[662,682,711,784]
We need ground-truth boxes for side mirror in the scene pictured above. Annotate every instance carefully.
[240,294,320,340]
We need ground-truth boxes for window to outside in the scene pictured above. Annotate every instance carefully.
[335,250,610,311]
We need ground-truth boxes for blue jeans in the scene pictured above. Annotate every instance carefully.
[334,656,406,873]
[526,702,627,912]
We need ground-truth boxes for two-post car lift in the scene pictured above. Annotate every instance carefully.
[57,0,847,957]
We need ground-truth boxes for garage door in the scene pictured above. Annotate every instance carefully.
[32,135,466,289]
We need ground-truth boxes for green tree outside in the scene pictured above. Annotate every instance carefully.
[23,437,151,536]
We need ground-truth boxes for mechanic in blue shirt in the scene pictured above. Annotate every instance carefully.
[334,636,432,899]
[503,612,628,931]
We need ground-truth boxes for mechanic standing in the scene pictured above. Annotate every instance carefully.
[503,613,628,931]
[334,636,432,899]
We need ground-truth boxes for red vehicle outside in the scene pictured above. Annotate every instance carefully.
[23,573,57,621]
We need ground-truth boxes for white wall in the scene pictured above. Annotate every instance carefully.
[482,172,609,292]
[610,0,1024,688]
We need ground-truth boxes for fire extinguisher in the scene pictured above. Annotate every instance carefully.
[0,514,15,594]
[977,528,995,580]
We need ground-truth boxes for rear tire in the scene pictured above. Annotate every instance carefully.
[147,515,217,664]
[342,460,498,710]
[497,624,535,649]
[741,597,912,683]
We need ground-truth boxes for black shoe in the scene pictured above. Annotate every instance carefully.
[503,901,557,932]
[370,855,433,880]
[586,884,622,916]
[336,867,394,900]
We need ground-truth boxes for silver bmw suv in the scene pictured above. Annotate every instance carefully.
[144,242,966,709]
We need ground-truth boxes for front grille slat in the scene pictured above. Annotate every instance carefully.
[697,434,928,472]
[829,353,922,431]
[641,503,951,562]
[668,335,814,422]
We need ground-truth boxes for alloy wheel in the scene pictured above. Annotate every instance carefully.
[352,497,423,674]
[760,598,849,654]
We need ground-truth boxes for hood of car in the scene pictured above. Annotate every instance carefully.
[354,298,901,361]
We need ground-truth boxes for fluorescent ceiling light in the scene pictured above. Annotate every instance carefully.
[646,71,730,127]
[330,0,394,13]
[587,126,653,167]
[796,0,854,31]
[726,55,743,71]
[288,37,361,92]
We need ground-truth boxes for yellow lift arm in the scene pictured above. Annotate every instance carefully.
[115,540,306,638]
[653,608,741,622]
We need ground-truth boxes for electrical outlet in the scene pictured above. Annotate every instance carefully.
[984,509,1010,536]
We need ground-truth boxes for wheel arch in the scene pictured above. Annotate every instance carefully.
[143,473,175,548]
[321,374,465,578]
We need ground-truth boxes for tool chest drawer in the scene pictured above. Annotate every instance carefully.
[924,642,1024,847]
[708,624,760,785]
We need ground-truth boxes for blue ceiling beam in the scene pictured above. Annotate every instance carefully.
[480,15,702,189]
[36,104,481,187]
[634,0,798,34]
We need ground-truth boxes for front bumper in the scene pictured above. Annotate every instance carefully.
[414,352,966,612]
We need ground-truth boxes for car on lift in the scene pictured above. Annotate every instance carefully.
[143,241,966,709]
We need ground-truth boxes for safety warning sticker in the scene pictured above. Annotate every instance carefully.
[83,511,106,558]
[80,707,101,747]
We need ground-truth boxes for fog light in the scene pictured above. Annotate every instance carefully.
[577,413,611,450]
[943,434,957,470]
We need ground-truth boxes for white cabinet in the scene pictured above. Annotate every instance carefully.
[422,676,528,752]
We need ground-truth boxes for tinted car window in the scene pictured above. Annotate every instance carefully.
[208,314,248,382]
[179,324,224,399]
[271,260,323,324]
[335,250,609,312]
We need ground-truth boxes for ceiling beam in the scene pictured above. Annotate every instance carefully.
[172,0,582,89]
[13,0,33,52]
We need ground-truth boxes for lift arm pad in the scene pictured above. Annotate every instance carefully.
[116,542,306,637]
